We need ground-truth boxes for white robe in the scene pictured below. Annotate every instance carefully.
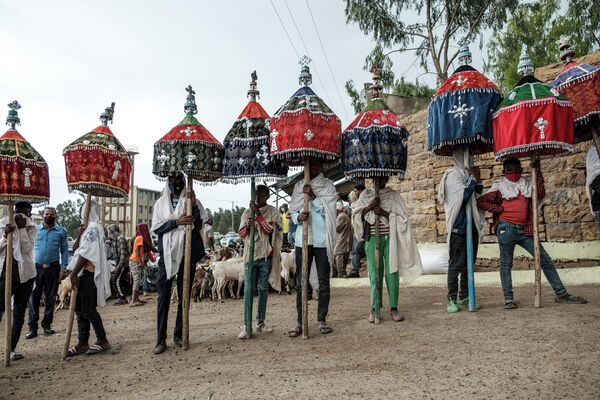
[351,187,423,284]
[290,173,337,266]
[151,179,207,280]
[585,146,600,214]
[0,215,37,283]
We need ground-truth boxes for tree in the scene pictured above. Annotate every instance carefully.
[206,206,246,236]
[55,199,83,238]
[345,0,518,83]
[487,0,599,92]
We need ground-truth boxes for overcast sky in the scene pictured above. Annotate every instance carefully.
[0,0,488,213]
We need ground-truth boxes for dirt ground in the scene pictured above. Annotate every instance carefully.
[1,284,599,400]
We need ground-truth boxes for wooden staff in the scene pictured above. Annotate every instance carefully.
[243,179,257,338]
[182,175,193,350]
[4,202,14,367]
[302,158,310,339]
[531,157,542,308]
[464,146,478,311]
[63,193,92,359]
[373,179,381,324]
[592,127,600,159]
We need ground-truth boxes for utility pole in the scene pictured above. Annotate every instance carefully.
[231,201,238,232]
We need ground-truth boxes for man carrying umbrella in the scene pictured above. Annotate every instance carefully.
[151,172,206,354]
[477,158,587,309]
[288,159,336,337]
[0,202,37,361]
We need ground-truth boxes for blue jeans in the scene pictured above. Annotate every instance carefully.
[496,221,567,301]
[244,258,272,322]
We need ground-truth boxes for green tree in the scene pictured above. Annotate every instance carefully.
[55,199,83,238]
[345,0,518,83]
[487,0,598,92]
[206,206,246,236]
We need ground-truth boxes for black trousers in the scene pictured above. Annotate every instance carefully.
[155,259,196,344]
[0,261,34,352]
[28,263,60,331]
[75,271,107,345]
[295,246,330,324]
[447,231,479,301]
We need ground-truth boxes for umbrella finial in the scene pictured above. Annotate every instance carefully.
[517,44,534,77]
[457,38,472,66]
[558,35,576,64]
[6,100,21,130]
[369,65,383,100]
[100,102,115,126]
[248,71,260,102]
[184,85,198,116]
[298,55,312,86]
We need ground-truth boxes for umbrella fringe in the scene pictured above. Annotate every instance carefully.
[431,87,503,103]
[554,69,598,91]
[493,98,572,118]
[494,142,574,160]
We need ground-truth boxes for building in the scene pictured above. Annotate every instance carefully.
[99,186,161,237]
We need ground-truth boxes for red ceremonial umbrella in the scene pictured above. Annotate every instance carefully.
[1,101,50,366]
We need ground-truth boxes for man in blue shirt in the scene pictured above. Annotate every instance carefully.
[27,206,69,338]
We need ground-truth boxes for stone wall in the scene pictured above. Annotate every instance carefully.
[386,109,599,244]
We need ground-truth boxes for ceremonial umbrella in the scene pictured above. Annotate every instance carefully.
[427,41,503,311]
[269,58,341,338]
[1,101,49,366]
[342,66,409,323]
[552,37,600,153]
[493,45,574,307]
[153,86,224,349]
[222,71,287,338]
[62,102,132,358]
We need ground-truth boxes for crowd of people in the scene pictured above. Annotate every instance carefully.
[0,148,597,361]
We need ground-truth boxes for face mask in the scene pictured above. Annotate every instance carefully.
[44,217,56,225]
[505,172,521,182]
[169,181,184,194]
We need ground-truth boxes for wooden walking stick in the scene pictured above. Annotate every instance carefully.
[373,179,381,324]
[302,158,310,339]
[531,157,542,308]
[4,203,14,367]
[182,175,193,350]
[592,127,600,159]
[243,179,257,338]
[464,146,478,311]
[63,193,92,359]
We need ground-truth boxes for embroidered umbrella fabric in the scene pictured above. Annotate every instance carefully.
[552,37,600,143]
[269,59,341,166]
[428,42,502,157]
[63,103,132,198]
[342,66,409,179]
[0,101,49,205]
[222,71,287,183]
[153,86,224,183]
[493,45,574,160]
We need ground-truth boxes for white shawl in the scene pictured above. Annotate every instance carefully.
[586,146,600,214]
[351,187,423,284]
[68,201,111,307]
[0,214,37,283]
[489,177,532,200]
[290,173,337,266]
[151,179,207,280]
[438,149,484,245]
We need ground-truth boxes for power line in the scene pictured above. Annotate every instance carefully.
[305,0,351,121]
[282,0,334,107]
[268,0,300,59]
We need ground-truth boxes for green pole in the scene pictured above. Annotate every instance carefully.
[243,178,256,337]
[373,179,381,324]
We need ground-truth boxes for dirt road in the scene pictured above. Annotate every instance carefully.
[1,285,599,399]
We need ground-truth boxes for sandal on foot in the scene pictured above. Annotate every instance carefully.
[288,327,302,338]
[67,345,88,357]
[390,309,405,322]
[504,301,518,310]
[317,322,333,334]
[555,293,588,304]
[130,301,145,307]
[10,352,24,361]
[256,322,272,333]
[86,343,110,355]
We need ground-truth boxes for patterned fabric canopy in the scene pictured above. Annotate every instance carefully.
[153,86,224,182]
[63,103,132,198]
[342,68,409,179]
[493,76,574,160]
[0,101,50,205]
[428,44,502,157]
[222,72,288,183]
[269,63,341,166]
[552,61,600,141]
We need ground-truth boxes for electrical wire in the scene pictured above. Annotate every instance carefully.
[268,0,301,59]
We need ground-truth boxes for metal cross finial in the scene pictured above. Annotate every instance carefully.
[184,85,198,116]
[298,55,312,86]
[6,100,21,129]
[457,37,472,66]
[370,65,383,100]
[248,70,260,102]
[99,102,115,126]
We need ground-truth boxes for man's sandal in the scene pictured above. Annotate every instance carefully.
[67,345,88,357]
[86,343,110,355]
[287,327,302,338]
[317,322,333,334]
